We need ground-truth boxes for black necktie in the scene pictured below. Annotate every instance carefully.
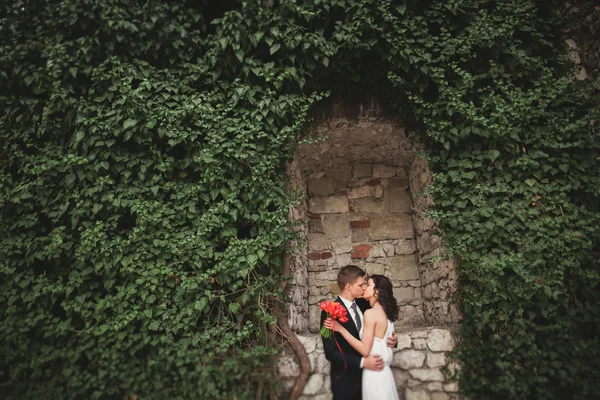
[351,302,362,332]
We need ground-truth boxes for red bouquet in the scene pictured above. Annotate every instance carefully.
[319,300,349,339]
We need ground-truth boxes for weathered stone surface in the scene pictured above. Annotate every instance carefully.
[309,195,349,214]
[313,270,338,281]
[405,388,431,400]
[409,329,430,339]
[431,392,450,400]
[326,165,352,180]
[278,354,300,377]
[351,197,386,213]
[409,368,444,382]
[395,239,417,255]
[396,333,412,350]
[388,187,412,213]
[389,177,410,188]
[348,186,375,199]
[427,351,446,368]
[442,382,459,392]
[383,243,395,256]
[323,214,350,238]
[427,382,443,391]
[394,286,417,304]
[330,237,353,254]
[303,373,325,395]
[308,233,329,251]
[308,179,335,197]
[393,349,425,369]
[351,228,369,243]
[309,219,325,233]
[364,263,385,275]
[354,163,372,178]
[298,334,319,353]
[427,329,454,352]
[412,338,427,350]
[390,255,419,280]
[373,164,397,178]
[370,214,414,240]
[371,245,386,258]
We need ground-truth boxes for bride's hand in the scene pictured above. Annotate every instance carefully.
[323,318,343,332]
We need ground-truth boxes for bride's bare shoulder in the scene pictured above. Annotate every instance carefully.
[364,307,386,319]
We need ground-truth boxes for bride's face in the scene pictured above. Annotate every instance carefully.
[363,278,376,300]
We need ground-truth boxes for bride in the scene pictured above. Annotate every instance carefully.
[324,274,399,400]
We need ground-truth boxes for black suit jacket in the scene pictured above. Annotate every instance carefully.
[320,297,371,396]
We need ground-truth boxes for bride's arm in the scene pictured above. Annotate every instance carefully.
[325,310,376,357]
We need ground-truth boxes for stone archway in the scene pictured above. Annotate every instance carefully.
[280,103,463,400]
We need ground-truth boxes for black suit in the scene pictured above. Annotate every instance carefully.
[321,297,371,400]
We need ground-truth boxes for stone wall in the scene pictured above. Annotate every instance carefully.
[294,118,427,333]
[409,156,461,325]
[282,115,462,399]
[278,327,462,400]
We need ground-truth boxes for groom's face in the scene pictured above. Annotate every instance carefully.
[348,276,367,298]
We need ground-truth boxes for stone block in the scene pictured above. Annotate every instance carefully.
[309,219,325,233]
[409,368,444,382]
[308,179,335,197]
[323,214,350,238]
[326,165,352,180]
[389,176,410,188]
[364,263,385,275]
[354,163,372,178]
[278,354,300,378]
[395,238,416,255]
[394,286,416,305]
[388,187,412,213]
[373,164,397,178]
[396,333,412,350]
[383,243,395,256]
[313,270,338,281]
[427,351,446,368]
[308,233,329,251]
[397,305,425,326]
[390,255,419,280]
[370,214,414,240]
[351,197,386,213]
[393,369,411,387]
[405,388,431,400]
[427,329,454,352]
[427,382,443,391]
[371,245,386,258]
[431,393,450,400]
[298,334,319,353]
[442,382,458,392]
[412,338,427,350]
[393,349,425,369]
[348,186,375,199]
[330,237,353,255]
[309,195,349,214]
[302,373,325,395]
[309,306,322,332]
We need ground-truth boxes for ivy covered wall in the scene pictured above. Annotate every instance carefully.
[1,1,599,399]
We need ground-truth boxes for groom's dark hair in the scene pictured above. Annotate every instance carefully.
[337,265,366,291]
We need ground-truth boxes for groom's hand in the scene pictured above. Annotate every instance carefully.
[363,354,384,371]
[387,332,398,348]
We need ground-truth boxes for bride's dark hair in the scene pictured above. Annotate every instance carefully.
[371,275,399,322]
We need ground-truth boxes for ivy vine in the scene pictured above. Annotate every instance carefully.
[1,1,598,399]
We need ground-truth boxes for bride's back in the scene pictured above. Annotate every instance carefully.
[364,306,390,339]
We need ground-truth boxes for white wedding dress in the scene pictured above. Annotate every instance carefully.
[362,320,399,400]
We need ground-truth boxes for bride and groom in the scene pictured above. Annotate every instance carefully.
[320,265,400,400]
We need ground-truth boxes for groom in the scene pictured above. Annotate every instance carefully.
[320,265,397,400]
